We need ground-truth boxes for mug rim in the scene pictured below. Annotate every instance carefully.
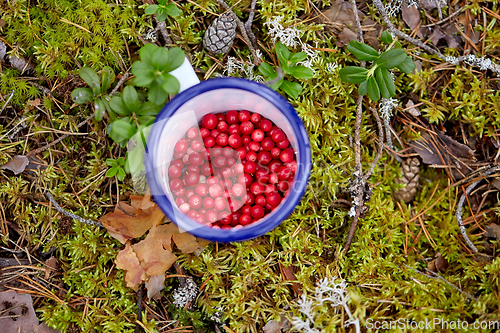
[145,77,311,242]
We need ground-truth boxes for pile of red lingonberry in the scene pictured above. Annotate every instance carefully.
[168,110,297,229]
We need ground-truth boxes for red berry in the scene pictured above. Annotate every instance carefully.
[219,211,232,225]
[211,129,221,138]
[246,151,257,162]
[202,114,218,129]
[185,189,195,198]
[211,147,223,158]
[220,179,233,190]
[233,162,244,174]
[270,147,281,159]
[239,173,253,186]
[222,147,234,158]
[184,172,200,186]
[269,173,279,184]
[235,147,247,159]
[216,113,225,121]
[261,137,275,151]
[173,188,185,197]
[255,168,269,183]
[195,183,208,196]
[179,203,190,214]
[231,183,246,197]
[213,156,227,168]
[277,139,289,149]
[187,127,199,139]
[228,134,242,148]
[171,159,184,168]
[187,210,199,219]
[265,203,274,211]
[255,195,266,206]
[227,157,236,167]
[257,151,272,165]
[230,212,242,226]
[277,180,289,192]
[188,152,203,166]
[277,166,291,180]
[251,129,265,142]
[175,196,187,206]
[189,195,203,209]
[251,205,265,219]
[228,124,240,135]
[203,197,214,209]
[207,177,219,185]
[266,192,282,207]
[244,192,255,205]
[217,121,228,132]
[286,161,298,174]
[169,178,183,191]
[216,133,229,146]
[206,209,218,223]
[209,184,223,198]
[175,139,188,154]
[269,160,282,173]
[187,165,200,174]
[280,148,294,163]
[250,113,261,123]
[259,119,272,132]
[168,165,182,178]
[226,110,239,124]
[239,214,253,225]
[214,197,227,211]
[250,182,265,196]
[244,161,257,173]
[239,110,251,122]
[218,167,233,179]
[241,206,252,215]
[191,139,204,151]
[242,135,251,145]
[264,184,277,195]
[272,129,285,142]
[200,127,210,138]
[240,121,254,135]
[248,141,260,152]
[201,149,210,160]
[201,162,213,176]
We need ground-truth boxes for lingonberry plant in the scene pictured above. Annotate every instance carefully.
[143,0,182,22]
[258,42,314,99]
[339,32,415,102]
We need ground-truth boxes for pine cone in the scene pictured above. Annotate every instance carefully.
[203,13,237,55]
[393,158,420,203]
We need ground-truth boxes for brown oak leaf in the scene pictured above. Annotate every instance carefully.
[115,242,147,289]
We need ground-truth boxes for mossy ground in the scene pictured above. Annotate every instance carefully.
[1,0,500,332]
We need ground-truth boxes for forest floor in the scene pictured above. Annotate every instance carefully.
[1,0,500,332]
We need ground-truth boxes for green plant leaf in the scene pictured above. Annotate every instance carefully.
[117,157,125,166]
[158,0,167,5]
[339,66,368,84]
[275,42,290,64]
[151,47,169,70]
[94,98,106,121]
[71,88,94,104]
[79,67,101,95]
[280,80,302,99]
[156,8,168,22]
[144,4,159,15]
[165,47,185,72]
[122,86,140,112]
[367,77,380,101]
[347,41,379,61]
[164,3,182,17]
[101,95,116,120]
[148,82,168,105]
[381,31,393,44]
[139,43,157,65]
[100,66,115,92]
[109,118,137,143]
[375,67,396,99]
[117,167,126,181]
[397,56,416,74]
[289,52,307,64]
[109,96,131,116]
[358,80,368,96]
[270,79,283,90]
[106,158,118,166]
[106,167,118,178]
[137,102,161,116]
[258,62,276,78]
[288,66,314,79]
[158,73,180,94]
[376,49,407,69]
[132,61,155,86]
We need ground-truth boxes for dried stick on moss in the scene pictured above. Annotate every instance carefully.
[156,18,173,46]
[45,192,103,227]
[214,0,261,66]
[27,72,129,158]
[0,90,15,116]
[244,0,258,49]
[456,166,500,253]
[372,0,446,60]
[364,107,385,181]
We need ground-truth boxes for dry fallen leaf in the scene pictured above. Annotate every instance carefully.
[145,274,166,300]
[262,315,291,333]
[1,155,29,175]
[100,195,164,243]
[485,224,500,239]
[427,253,449,273]
[401,4,423,38]
[116,242,147,289]
[44,257,58,280]
[279,262,302,296]
[0,290,39,333]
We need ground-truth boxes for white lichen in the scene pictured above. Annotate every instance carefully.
[292,276,360,333]
[172,277,199,308]
[384,0,419,17]
[225,54,264,81]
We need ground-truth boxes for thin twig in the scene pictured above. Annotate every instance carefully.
[422,6,463,27]
[244,0,258,49]
[372,0,446,60]
[456,166,500,253]
[0,90,15,115]
[155,18,173,46]
[350,0,364,43]
[364,107,385,181]
[44,192,103,227]
[214,0,261,66]
[110,72,130,97]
